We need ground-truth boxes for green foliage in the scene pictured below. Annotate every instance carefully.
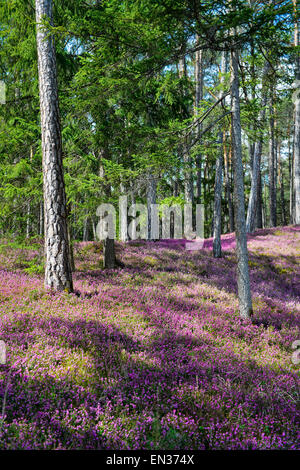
[0,0,297,240]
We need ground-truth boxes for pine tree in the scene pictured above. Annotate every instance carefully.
[231,46,253,319]
[35,0,73,291]
[293,0,300,224]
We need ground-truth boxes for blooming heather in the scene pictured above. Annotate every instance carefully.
[0,226,299,449]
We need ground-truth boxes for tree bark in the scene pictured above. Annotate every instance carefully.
[213,131,223,257]
[39,199,44,236]
[26,146,34,239]
[278,146,287,226]
[119,183,128,242]
[92,219,97,241]
[288,124,294,224]
[230,47,253,319]
[246,61,269,233]
[147,172,157,240]
[179,55,194,204]
[99,147,111,197]
[213,51,227,257]
[195,38,203,202]
[67,221,75,272]
[103,237,116,269]
[183,141,194,204]
[269,91,277,227]
[26,202,31,239]
[293,0,300,224]
[83,217,89,241]
[263,178,268,228]
[173,178,179,197]
[224,132,234,232]
[255,167,263,229]
[129,182,136,238]
[67,202,75,272]
[35,0,73,292]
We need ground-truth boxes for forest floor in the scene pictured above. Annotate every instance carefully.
[0,226,299,449]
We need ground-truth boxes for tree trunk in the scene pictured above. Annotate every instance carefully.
[246,62,269,233]
[290,143,295,224]
[288,124,294,224]
[263,178,268,227]
[147,172,157,240]
[183,141,194,204]
[278,146,287,226]
[67,222,75,272]
[92,219,97,241]
[83,217,89,241]
[35,0,73,292]
[247,139,264,232]
[103,237,116,269]
[224,132,234,232]
[26,146,33,239]
[129,183,136,239]
[39,199,44,236]
[213,131,223,257]
[67,203,75,272]
[269,92,277,227]
[195,38,203,202]
[255,167,263,229]
[119,184,128,242]
[293,0,300,224]
[99,147,111,197]
[179,55,194,205]
[204,157,208,235]
[230,47,253,319]
[26,202,30,239]
[173,178,179,197]
[213,51,227,257]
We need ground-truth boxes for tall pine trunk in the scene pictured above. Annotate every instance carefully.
[26,202,31,239]
[26,146,34,239]
[147,172,157,240]
[246,62,269,233]
[213,52,227,257]
[36,0,73,292]
[103,237,116,269]
[213,131,223,257]
[39,199,44,236]
[293,0,300,224]
[119,183,128,242]
[278,146,287,226]
[255,167,263,229]
[83,218,89,241]
[269,92,277,227]
[288,124,294,223]
[224,132,234,232]
[230,47,253,319]
[179,55,194,204]
[67,203,75,272]
[195,38,203,202]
